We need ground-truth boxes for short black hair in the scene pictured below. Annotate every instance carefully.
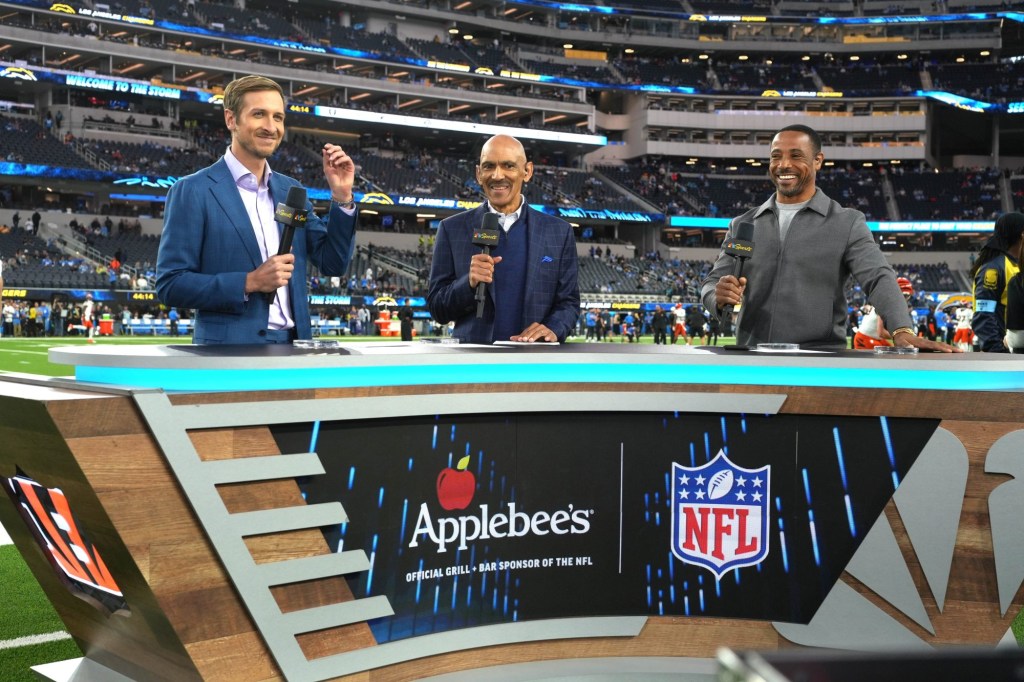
[776,124,822,155]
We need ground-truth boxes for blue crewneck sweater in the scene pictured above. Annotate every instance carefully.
[491,213,528,341]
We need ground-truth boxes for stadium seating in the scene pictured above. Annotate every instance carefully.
[890,167,1003,221]
[79,139,214,176]
[0,115,94,169]
[816,59,921,95]
[929,60,1024,102]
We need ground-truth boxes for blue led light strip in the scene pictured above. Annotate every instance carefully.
[76,362,1024,393]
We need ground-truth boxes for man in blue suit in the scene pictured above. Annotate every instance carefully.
[156,75,357,344]
[428,135,579,343]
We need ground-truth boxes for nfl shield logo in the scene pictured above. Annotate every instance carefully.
[670,449,771,579]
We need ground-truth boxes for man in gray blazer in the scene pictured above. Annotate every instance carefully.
[702,124,954,352]
[428,135,579,343]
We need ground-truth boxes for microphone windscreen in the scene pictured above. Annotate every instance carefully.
[285,185,307,208]
[722,222,755,260]
[473,212,502,248]
[736,221,755,243]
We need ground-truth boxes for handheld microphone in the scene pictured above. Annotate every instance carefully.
[266,185,309,304]
[473,213,501,319]
[720,220,755,326]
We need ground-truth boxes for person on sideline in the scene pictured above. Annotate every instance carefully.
[398,298,414,342]
[1001,227,1024,353]
[82,294,96,344]
[701,124,955,352]
[970,212,1024,352]
[852,304,892,349]
[156,75,357,344]
[427,134,579,343]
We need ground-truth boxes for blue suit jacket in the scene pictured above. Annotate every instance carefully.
[427,204,579,343]
[156,158,356,344]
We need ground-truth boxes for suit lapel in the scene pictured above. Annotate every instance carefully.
[463,204,489,278]
[473,205,499,310]
[523,207,541,321]
[268,173,288,241]
[207,159,263,268]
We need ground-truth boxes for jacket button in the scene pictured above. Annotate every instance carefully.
[258,330,267,336]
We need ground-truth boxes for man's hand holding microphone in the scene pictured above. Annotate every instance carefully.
[713,221,755,325]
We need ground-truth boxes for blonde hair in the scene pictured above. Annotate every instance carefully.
[223,75,284,117]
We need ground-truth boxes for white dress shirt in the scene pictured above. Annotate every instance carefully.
[224,149,294,331]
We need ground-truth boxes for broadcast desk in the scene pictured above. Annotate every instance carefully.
[0,343,1021,682]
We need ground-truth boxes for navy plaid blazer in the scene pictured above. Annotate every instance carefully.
[427,204,580,343]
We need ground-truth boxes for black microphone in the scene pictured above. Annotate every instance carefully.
[473,213,501,319]
[720,220,755,327]
[265,185,309,304]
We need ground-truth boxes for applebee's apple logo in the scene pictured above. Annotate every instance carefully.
[436,455,476,510]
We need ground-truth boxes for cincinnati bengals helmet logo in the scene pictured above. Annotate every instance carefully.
[5,470,129,616]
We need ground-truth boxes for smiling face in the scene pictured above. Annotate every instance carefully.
[768,130,823,204]
[225,88,285,176]
[476,135,533,214]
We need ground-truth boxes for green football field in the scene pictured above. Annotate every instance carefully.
[0,334,1019,679]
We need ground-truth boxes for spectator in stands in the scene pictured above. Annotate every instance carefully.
[970,211,1024,352]
[428,134,579,343]
[156,75,358,345]
[702,124,955,352]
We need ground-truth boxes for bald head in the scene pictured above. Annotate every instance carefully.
[480,134,526,164]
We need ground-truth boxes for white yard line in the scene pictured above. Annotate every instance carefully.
[0,631,72,650]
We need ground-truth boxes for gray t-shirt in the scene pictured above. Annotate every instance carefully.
[777,198,810,243]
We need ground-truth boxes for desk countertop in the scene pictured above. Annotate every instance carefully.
[47,342,1024,393]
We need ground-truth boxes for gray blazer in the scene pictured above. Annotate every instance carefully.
[701,189,911,349]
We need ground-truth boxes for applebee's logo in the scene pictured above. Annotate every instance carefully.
[410,456,592,553]
[671,450,770,579]
[436,455,475,510]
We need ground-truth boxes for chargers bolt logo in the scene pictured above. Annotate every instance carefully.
[436,455,475,511]
[0,66,38,81]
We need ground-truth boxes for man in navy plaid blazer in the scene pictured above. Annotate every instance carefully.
[428,135,579,343]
